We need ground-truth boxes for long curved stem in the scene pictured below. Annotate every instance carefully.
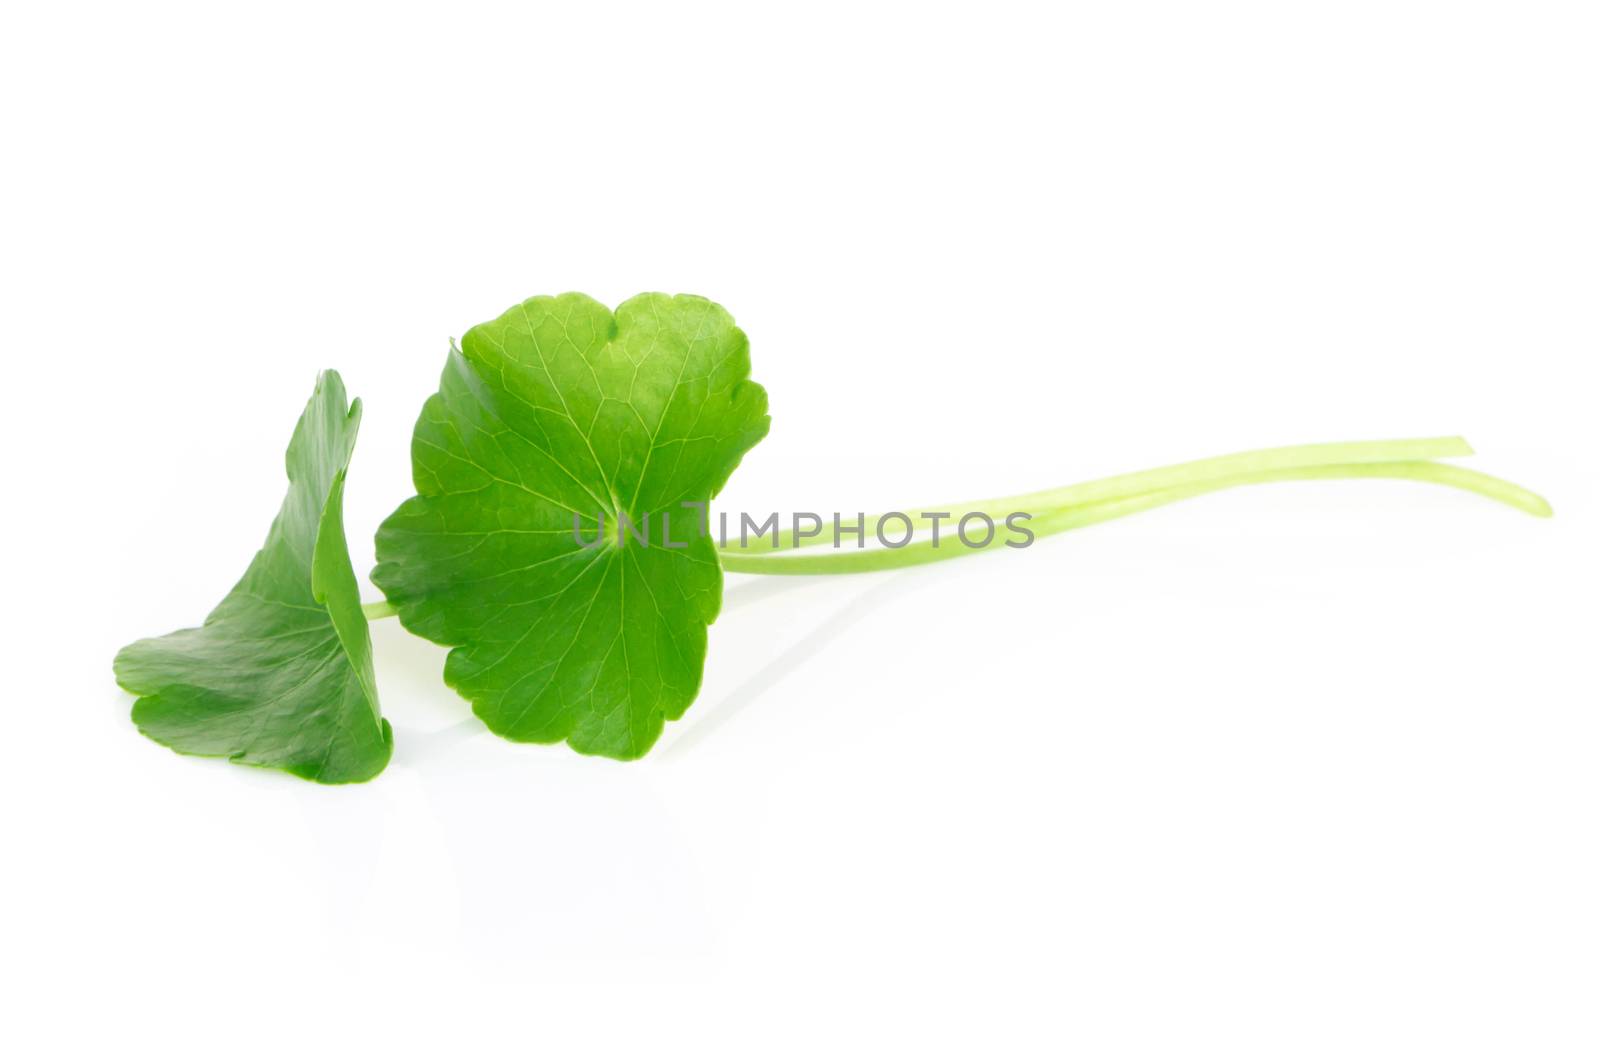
[734,436,1478,554]
[717,460,1551,576]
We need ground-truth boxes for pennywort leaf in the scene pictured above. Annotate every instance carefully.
[372,293,770,759]
[114,371,392,784]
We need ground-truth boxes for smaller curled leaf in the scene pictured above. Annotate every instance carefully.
[114,371,392,784]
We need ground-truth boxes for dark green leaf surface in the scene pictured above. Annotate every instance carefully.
[114,372,391,784]
[373,293,769,758]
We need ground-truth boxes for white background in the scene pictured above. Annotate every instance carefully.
[4,2,1597,1046]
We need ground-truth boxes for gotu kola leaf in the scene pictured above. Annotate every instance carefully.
[372,292,770,759]
[113,371,392,784]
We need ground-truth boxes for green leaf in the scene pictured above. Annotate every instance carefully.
[114,371,392,784]
[372,292,770,759]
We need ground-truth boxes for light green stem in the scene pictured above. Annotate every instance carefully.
[717,460,1550,576]
[737,436,1478,554]
[361,600,397,621]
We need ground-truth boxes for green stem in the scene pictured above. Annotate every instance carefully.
[717,460,1551,576]
[737,436,1478,554]
[362,600,397,621]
